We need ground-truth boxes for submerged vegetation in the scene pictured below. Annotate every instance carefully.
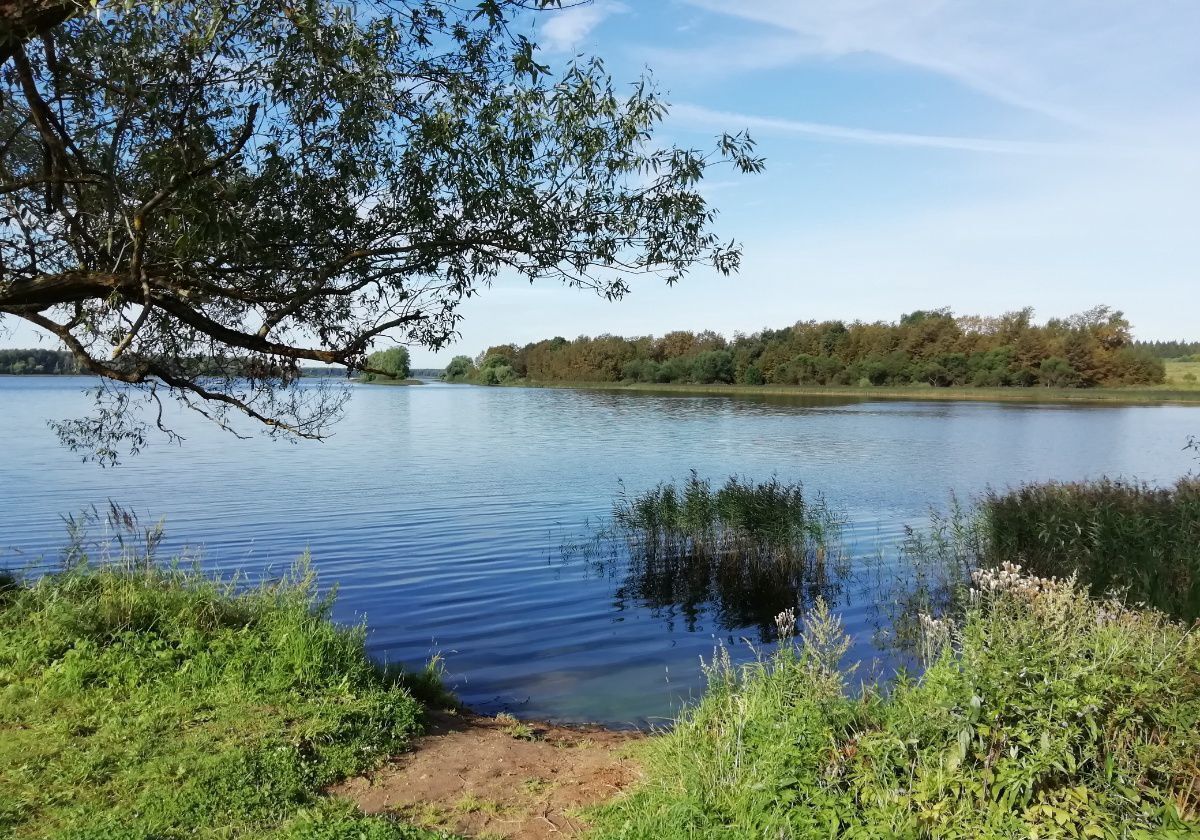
[450,306,1170,389]
[0,519,451,839]
[593,572,1200,838]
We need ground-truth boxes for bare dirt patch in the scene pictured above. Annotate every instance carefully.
[330,711,644,839]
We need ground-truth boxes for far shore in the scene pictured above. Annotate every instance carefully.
[511,379,1200,405]
[357,377,425,385]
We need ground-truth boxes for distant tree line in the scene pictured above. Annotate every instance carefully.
[1,348,304,378]
[1133,340,1200,361]
[445,307,1169,389]
[0,348,79,374]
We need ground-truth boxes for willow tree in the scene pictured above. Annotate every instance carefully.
[0,0,762,461]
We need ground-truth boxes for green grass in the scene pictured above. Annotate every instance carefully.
[1164,361,1200,389]
[0,555,456,840]
[522,379,1200,404]
[592,580,1200,839]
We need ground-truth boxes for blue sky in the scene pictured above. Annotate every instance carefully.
[421,0,1199,366]
[5,1,1198,365]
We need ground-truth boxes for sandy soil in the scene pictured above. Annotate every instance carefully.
[331,711,643,839]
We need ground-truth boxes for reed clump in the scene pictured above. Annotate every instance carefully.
[613,471,839,565]
[606,472,845,637]
[982,477,1200,621]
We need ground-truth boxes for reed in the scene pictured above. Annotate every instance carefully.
[983,477,1200,621]
[612,471,838,565]
[604,472,846,638]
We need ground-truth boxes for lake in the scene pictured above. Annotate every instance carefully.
[1,375,1196,726]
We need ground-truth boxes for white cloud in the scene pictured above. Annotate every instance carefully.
[679,0,1200,140]
[670,103,1103,157]
[540,1,628,54]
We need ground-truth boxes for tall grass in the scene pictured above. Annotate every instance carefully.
[982,477,1200,621]
[0,514,452,839]
[602,473,846,638]
[613,471,837,564]
[592,572,1200,838]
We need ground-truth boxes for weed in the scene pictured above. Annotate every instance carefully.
[494,712,540,741]
[592,572,1200,838]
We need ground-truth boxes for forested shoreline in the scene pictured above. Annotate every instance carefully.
[447,307,1185,389]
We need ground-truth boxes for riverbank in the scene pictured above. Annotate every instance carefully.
[4,548,1199,838]
[517,379,1200,405]
[0,559,454,839]
[359,377,425,385]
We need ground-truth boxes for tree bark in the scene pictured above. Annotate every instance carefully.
[0,0,79,63]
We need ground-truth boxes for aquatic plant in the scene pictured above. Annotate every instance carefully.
[613,471,838,564]
[983,477,1200,621]
[592,569,1200,838]
[594,472,846,639]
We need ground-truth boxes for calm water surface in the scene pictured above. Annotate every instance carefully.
[1,376,1195,725]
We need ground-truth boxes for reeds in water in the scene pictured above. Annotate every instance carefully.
[602,472,846,638]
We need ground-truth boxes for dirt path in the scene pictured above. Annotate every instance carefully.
[331,712,643,839]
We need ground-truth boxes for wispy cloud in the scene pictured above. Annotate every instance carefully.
[540,1,628,54]
[671,104,1096,157]
[678,0,1200,138]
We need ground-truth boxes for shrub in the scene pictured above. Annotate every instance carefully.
[1038,356,1080,387]
[740,364,764,385]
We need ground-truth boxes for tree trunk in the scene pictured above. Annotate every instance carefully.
[0,0,79,62]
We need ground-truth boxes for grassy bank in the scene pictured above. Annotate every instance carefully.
[593,576,1200,838]
[0,556,454,839]
[517,379,1200,405]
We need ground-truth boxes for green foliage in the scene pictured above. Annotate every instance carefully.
[1038,356,1081,388]
[474,306,1168,389]
[592,582,1200,839]
[363,347,411,381]
[0,349,79,375]
[441,355,476,383]
[1,0,760,458]
[0,543,447,838]
[983,478,1200,622]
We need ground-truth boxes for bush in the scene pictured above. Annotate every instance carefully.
[690,350,735,384]
[740,364,764,385]
[592,576,1200,838]
[1038,356,1080,387]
